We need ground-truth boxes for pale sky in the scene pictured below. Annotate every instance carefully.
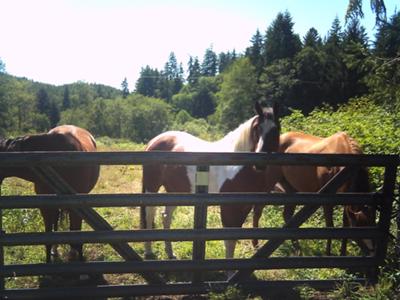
[0,0,398,89]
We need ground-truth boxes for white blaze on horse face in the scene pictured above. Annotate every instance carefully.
[255,135,265,153]
[186,165,243,193]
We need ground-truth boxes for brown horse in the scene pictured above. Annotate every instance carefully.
[0,125,100,262]
[141,102,280,259]
[261,131,376,256]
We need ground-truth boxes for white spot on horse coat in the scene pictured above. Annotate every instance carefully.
[187,165,243,193]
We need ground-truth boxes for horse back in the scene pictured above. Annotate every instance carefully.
[32,125,99,194]
[279,131,361,192]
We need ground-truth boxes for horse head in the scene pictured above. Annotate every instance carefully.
[253,101,280,154]
[345,204,376,256]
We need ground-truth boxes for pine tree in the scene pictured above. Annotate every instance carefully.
[246,29,264,74]
[187,56,201,85]
[374,11,400,58]
[303,28,322,48]
[0,57,5,73]
[121,77,129,98]
[49,101,60,128]
[264,11,302,65]
[135,66,160,97]
[201,47,218,76]
[36,88,51,115]
[62,86,71,109]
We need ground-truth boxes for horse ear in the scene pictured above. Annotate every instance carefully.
[254,101,263,116]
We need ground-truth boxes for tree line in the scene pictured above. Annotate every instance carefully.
[0,8,399,142]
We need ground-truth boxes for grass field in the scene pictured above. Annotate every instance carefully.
[1,138,394,299]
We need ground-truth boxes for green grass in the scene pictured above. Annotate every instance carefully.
[1,139,395,299]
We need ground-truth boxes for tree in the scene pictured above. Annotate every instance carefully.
[62,86,71,109]
[246,29,264,75]
[187,56,201,85]
[201,47,218,77]
[49,101,60,128]
[121,77,129,98]
[374,11,400,58]
[303,28,322,49]
[135,66,160,97]
[346,0,387,25]
[36,88,51,115]
[215,58,258,131]
[264,11,301,65]
[218,50,237,74]
[343,18,368,47]
[0,58,5,73]
[259,59,298,113]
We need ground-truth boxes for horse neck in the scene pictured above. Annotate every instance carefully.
[0,136,36,182]
[216,117,256,152]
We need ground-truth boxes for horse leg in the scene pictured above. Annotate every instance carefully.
[252,204,265,248]
[323,205,334,255]
[40,208,59,263]
[283,204,301,255]
[144,206,156,259]
[162,205,177,259]
[68,210,83,261]
[341,206,349,256]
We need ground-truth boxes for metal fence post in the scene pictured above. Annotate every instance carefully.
[192,165,209,283]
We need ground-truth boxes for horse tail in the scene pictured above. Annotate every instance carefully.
[252,204,265,248]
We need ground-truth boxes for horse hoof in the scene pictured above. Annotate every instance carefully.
[168,255,177,260]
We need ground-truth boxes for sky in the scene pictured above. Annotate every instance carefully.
[0,0,398,90]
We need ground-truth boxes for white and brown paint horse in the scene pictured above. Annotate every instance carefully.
[141,102,280,259]
[0,125,100,262]
[262,131,376,256]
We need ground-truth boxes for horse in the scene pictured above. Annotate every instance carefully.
[0,125,100,262]
[141,101,280,259]
[259,131,376,256]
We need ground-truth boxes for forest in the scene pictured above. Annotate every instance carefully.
[0,9,399,143]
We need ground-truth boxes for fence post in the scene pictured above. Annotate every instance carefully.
[192,165,209,283]
[373,164,398,283]
[0,183,4,292]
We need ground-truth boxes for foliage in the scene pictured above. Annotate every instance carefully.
[214,58,258,131]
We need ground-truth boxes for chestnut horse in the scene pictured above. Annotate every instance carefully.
[141,102,280,259]
[262,131,376,256]
[0,125,100,262]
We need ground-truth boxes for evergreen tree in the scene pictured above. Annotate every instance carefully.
[49,101,60,128]
[303,28,322,48]
[121,77,129,98]
[135,66,160,97]
[0,58,5,73]
[36,88,51,115]
[246,29,264,75]
[218,51,237,74]
[62,86,71,109]
[201,47,218,76]
[187,56,201,85]
[264,11,302,65]
[374,11,400,58]
[346,0,387,25]
[343,18,368,47]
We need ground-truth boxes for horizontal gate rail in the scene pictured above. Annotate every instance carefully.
[0,192,380,208]
[2,279,369,300]
[0,151,398,167]
[1,227,383,246]
[1,257,379,277]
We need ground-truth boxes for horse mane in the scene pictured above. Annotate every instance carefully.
[219,116,257,152]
